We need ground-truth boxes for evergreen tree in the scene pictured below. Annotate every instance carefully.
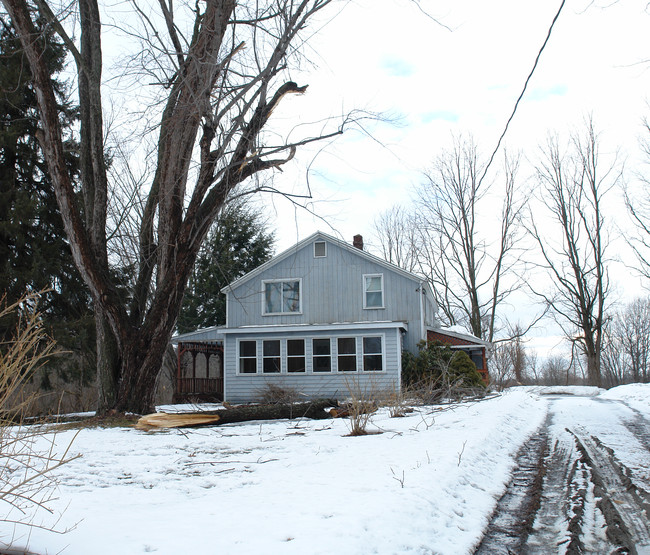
[177,203,274,333]
[0,15,94,387]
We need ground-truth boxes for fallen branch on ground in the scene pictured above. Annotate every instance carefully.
[136,399,338,430]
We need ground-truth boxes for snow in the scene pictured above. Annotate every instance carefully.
[1,384,648,554]
[525,385,604,397]
[599,383,650,417]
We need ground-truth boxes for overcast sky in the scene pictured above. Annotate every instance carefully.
[266,0,647,243]
[251,0,650,355]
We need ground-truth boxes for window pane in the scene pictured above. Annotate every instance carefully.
[313,356,331,372]
[283,281,300,312]
[363,354,382,371]
[288,357,306,373]
[366,276,382,292]
[240,341,256,357]
[313,338,330,356]
[240,358,256,373]
[264,282,282,313]
[363,336,382,354]
[263,357,280,373]
[287,339,304,356]
[366,291,382,308]
[263,340,280,356]
[338,355,357,372]
[338,337,356,354]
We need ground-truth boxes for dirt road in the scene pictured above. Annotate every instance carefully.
[475,392,650,554]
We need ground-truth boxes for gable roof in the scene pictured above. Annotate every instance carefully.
[221,230,432,295]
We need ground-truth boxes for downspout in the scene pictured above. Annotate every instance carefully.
[419,281,426,342]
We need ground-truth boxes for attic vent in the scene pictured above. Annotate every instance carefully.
[314,241,327,258]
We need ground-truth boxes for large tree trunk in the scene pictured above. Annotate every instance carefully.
[585,351,601,388]
[3,0,336,416]
[95,312,120,412]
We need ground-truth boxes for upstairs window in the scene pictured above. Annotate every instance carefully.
[263,279,301,314]
[363,274,384,309]
[314,241,327,258]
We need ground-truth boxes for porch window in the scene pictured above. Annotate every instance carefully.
[312,338,331,372]
[363,336,383,371]
[263,279,301,314]
[337,337,357,372]
[239,340,257,374]
[263,340,281,373]
[287,339,306,373]
[363,274,384,309]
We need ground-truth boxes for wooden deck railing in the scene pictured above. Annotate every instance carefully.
[176,377,223,396]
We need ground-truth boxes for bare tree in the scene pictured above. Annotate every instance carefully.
[372,205,419,273]
[602,297,650,385]
[2,0,347,413]
[416,137,523,342]
[528,120,617,388]
[625,118,650,283]
[490,323,534,388]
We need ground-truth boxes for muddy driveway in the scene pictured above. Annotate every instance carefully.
[475,391,650,554]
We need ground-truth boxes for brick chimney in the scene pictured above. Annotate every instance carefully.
[353,234,363,250]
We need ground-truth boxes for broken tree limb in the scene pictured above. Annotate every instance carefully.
[136,398,338,430]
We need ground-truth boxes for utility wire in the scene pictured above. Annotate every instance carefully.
[479,0,567,186]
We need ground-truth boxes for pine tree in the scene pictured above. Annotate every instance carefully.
[177,203,274,333]
[0,15,94,389]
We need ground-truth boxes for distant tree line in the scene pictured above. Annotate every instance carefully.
[373,118,650,389]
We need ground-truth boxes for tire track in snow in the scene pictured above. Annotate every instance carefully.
[571,429,650,554]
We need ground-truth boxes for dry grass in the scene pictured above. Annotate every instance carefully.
[0,292,79,545]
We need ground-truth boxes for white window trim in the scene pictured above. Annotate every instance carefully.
[362,273,385,310]
[237,338,258,375]
[336,335,359,372]
[313,241,327,258]
[362,334,385,372]
[261,278,303,316]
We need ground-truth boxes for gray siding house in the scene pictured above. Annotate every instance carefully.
[173,231,439,403]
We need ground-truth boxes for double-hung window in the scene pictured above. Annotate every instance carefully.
[312,338,331,372]
[337,337,357,372]
[263,340,281,373]
[363,336,383,371]
[287,339,306,373]
[239,340,257,374]
[363,274,384,309]
[263,279,301,314]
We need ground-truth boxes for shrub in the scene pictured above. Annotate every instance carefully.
[402,340,485,395]
[342,377,378,436]
[255,382,302,405]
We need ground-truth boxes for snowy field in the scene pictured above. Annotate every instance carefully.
[1,384,648,555]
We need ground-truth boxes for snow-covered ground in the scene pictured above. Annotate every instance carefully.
[1,385,648,555]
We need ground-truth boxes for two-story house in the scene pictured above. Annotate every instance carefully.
[172,231,488,403]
